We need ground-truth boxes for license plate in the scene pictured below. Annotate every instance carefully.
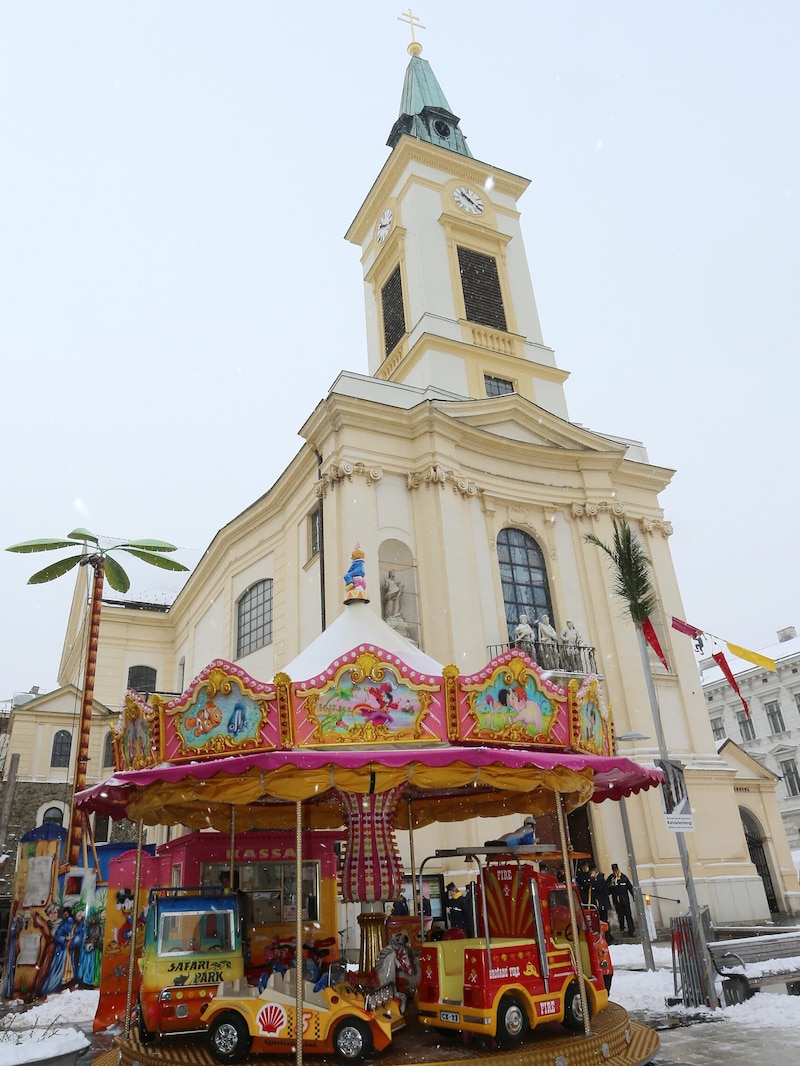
[440,1011,459,1023]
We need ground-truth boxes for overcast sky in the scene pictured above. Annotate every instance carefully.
[2,1,798,702]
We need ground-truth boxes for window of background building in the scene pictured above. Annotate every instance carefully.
[93,813,110,842]
[50,730,72,768]
[41,806,64,826]
[497,528,553,641]
[765,700,786,734]
[484,375,514,397]
[780,758,800,798]
[737,711,756,743]
[711,718,726,741]
[127,665,157,694]
[794,693,800,718]
[102,731,115,768]
[237,579,273,658]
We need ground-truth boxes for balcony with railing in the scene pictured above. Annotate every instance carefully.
[486,639,599,680]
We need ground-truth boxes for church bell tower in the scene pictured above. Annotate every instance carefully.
[345,34,570,419]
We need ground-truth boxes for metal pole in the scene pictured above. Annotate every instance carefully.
[406,798,416,915]
[295,801,303,1066]
[229,804,236,883]
[555,793,591,1036]
[124,819,144,1040]
[619,795,655,970]
[635,624,718,1007]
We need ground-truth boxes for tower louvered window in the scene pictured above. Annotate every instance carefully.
[381,266,406,356]
[458,247,507,331]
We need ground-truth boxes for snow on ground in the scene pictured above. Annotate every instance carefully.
[611,941,800,1029]
[0,990,98,1065]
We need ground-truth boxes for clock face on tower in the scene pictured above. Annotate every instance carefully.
[376,208,393,243]
[453,186,485,215]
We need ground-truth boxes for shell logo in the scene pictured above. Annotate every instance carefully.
[257,1002,288,1035]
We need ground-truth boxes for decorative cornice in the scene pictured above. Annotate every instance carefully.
[638,516,673,538]
[406,464,478,498]
[315,461,384,498]
[568,500,672,537]
[570,501,627,521]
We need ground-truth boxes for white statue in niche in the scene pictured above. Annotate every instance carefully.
[381,570,405,621]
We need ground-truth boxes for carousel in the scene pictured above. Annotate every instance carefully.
[74,547,662,1066]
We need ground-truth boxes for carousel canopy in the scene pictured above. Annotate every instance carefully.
[77,552,663,834]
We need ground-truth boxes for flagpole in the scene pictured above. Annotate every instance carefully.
[635,623,718,1007]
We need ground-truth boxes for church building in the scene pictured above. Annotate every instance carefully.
[51,37,800,925]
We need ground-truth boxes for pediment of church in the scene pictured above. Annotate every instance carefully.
[433,395,629,456]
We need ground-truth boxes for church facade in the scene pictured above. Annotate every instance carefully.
[54,43,800,924]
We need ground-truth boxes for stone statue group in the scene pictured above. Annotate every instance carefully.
[513,613,584,671]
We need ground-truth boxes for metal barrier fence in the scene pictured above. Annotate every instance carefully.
[670,908,714,1007]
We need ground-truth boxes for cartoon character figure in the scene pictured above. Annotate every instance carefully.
[343,545,367,596]
[115,889,135,946]
[227,699,248,736]
[185,700,223,737]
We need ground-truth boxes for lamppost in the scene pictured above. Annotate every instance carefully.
[615,732,655,971]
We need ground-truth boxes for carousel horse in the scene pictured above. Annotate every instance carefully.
[373,932,420,1012]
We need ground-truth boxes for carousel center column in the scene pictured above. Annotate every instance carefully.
[336,784,405,976]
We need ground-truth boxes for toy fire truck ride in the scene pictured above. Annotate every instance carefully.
[415,847,613,1047]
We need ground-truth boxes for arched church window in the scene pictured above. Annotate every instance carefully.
[42,806,64,826]
[50,730,72,768]
[237,578,273,658]
[127,665,157,694]
[497,528,554,641]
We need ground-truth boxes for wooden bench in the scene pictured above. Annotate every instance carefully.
[707,931,800,1004]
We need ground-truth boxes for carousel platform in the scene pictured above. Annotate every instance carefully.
[100,1003,659,1066]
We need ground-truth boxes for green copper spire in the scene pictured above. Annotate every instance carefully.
[387,52,473,158]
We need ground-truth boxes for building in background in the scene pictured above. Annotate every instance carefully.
[29,41,800,925]
[702,627,800,873]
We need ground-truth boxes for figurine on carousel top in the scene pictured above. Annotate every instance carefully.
[343,544,369,603]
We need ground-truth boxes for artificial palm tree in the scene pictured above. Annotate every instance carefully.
[6,528,189,867]
[585,518,717,1006]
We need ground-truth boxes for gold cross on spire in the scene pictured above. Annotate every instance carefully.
[398,8,426,56]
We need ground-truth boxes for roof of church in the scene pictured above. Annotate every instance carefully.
[387,52,473,158]
[398,54,453,116]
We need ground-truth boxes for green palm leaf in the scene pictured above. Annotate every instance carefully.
[103,554,131,594]
[117,539,180,553]
[119,548,189,572]
[67,528,100,544]
[7,538,83,554]
[27,554,85,584]
[584,519,657,624]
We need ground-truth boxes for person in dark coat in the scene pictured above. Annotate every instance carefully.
[576,860,592,905]
[607,863,635,936]
[392,895,409,916]
[587,867,614,943]
[445,883,472,935]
